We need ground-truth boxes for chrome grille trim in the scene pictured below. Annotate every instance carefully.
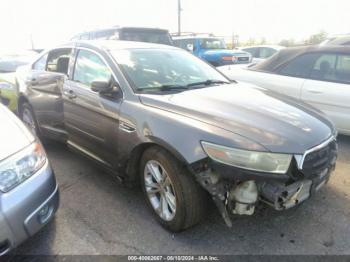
[296,136,336,170]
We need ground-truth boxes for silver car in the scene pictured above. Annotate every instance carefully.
[0,104,59,255]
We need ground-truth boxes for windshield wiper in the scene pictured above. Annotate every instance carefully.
[157,84,189,91]
[186,79,230,88]
[137,84,189,93]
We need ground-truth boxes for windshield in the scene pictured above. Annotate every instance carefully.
[0,52,36,73]
[121,31,173,46]
[199,38,226,49]
[111,49,229,92]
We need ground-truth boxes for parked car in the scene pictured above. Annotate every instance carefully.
[0,50,37,112]
[71,26,174,46]
[173,35,252,66]
[218,46,350,135]
[0,104,59,255]
[241,45,285,64]
[16,40,337,231]
[320,34,350,46]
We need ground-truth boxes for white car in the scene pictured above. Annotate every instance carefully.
[241,45,285,64]
[320,34,350,46]
[218,46,350,135]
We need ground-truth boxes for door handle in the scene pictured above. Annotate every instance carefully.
[307,89,323,94]
[63,89,77,99]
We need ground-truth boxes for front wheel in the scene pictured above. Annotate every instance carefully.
[20,103,39,137]
[140,146,207,232]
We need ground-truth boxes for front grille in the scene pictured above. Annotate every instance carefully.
[301,140,337,178]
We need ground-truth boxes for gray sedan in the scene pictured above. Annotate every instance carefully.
[15,41,337,232]
[0,104,59,255]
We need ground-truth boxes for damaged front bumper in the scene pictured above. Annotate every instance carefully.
[191,139,337,227]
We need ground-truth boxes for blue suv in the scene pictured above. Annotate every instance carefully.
[173,35,252,66]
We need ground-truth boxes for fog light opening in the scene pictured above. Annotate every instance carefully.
[0,240,10,255]
[38,204,54,224]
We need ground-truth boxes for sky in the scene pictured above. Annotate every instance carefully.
[1,0,349,50]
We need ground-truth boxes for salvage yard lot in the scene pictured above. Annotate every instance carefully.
[12,136,350,255]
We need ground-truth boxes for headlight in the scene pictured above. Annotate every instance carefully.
[0,142,46,192]
[201,141,292,174]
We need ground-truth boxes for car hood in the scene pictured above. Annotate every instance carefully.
[203,49,250,57]
[0,105,34,161]
[139,83,335,154]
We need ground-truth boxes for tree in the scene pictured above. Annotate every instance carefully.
[304,30,328,45]
[279,38,296,47]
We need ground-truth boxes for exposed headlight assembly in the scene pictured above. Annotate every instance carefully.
[0,142,46,192]
[201,141,292,174]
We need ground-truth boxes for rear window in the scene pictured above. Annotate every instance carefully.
[120,30,173,45]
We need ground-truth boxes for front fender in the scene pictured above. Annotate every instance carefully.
[118,100,264,167]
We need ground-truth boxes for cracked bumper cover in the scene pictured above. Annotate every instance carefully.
[193,154,336,212]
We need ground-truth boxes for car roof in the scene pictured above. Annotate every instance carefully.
[63,40,178,51]
[252,45,350,72]
[78,26,170,35]
[320,35,350,46]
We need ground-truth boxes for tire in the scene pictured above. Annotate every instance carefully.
[140,146,207,232]
[20,102,40,138]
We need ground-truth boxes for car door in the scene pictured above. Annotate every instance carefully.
[301,53,350,134]
[63,48,122,168]
[264,53,321,99]
[25,48,72,132]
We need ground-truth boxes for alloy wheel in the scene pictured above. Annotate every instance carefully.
[144,160,177,221]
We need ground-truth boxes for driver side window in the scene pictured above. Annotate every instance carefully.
[73,50,112,87]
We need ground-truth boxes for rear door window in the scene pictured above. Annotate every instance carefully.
[279,53,320,78]
[335,55,350,83]
[310,53,350,84]
[309,54,336,80]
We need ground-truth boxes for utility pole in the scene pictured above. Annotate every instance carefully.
[177,0,182,36]
[30,34,35,50]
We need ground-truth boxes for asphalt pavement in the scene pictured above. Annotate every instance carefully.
[12,135,350,255]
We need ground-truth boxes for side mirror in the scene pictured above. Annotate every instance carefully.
[91,80,121,96]
[186,43,194,52]
[91,80,113,93]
